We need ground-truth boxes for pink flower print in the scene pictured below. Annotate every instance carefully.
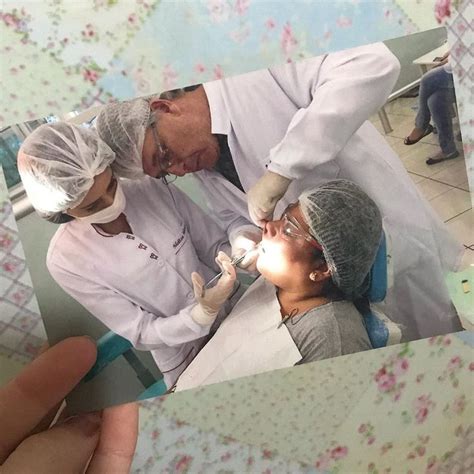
[234,0,250,16]
[195,63,206,74]
[428,336,437,345]
[336,16,352,28]
[425,455,441,474]
[281,23,297,56]
[330,445,348,459]
[213,64,224,79]
[265,18,276,29]
[443,336,451,346]
[416,446,426,456]
[393,357,409,376]
[413,395,435,424]
[81,24,96,39]
[381,442,393,455]
[416,373,425,383]
[221,452,232,461]
[469,362,474,371]
[83,69,99,83]
[262,449,274,459]
[2,261,17,273]
[175,455,192,473]
[358,423,367,433]
[128,13,137,25]
[247,456,254,466]
[1,13,19,28]
[452,395,466,415]
[315,453,332,470]
[435,0,452,24]
[448,356,462,370]
[377,372,396,392]
[151,429,159,440]
[367,436,375,445]
[207,0,231,23]
[162,64,178,89]
[10,67,18,75]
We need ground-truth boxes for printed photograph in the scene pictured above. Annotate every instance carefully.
[1,26,471,413]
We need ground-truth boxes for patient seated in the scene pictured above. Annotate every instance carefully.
[176,179,385,391]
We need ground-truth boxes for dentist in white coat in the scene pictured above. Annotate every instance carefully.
[17,122,242,388]
[96,42,464,341]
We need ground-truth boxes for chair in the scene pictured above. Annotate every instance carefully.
[83,332,168,400]
[361,231,402,348]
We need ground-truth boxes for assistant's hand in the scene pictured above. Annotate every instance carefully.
[191,251,237,326]
[0,336,138,473]
[247,171,292,225]
[230,227,262,273]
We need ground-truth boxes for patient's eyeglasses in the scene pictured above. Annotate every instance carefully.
[149,114,177,185]
[281,212,323,251]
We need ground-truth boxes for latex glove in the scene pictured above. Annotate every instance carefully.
[230,226,262,273]
[247,171,292,225]
[191,251,237,326]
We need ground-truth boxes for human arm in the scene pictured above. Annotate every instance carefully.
[0,336,138,473]
[48,264,214,349]
[248,42,400,223]
[170,181,261,271]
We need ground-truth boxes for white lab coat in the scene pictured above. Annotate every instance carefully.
[193,42,463,340]
[47,176,243,387]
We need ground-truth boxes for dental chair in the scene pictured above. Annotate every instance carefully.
[83,233,399,399]
[361,231,402,348]
[82,332,168,400]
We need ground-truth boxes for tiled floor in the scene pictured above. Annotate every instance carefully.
[370,96,473,271]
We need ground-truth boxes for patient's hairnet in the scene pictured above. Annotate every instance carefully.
[299,179,382,299]
[17,122,115,221]
[95,97,154,179]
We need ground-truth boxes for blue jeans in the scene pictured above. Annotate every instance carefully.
[415,67,457,154]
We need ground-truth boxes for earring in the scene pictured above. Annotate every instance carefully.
[310,272,317,281]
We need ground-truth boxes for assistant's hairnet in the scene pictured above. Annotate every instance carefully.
[299,179,382,299]
[17,122,115,221]
[95,97,155,179]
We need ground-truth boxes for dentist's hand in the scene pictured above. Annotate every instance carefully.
[0,336,138,474]
[191,252,237,326]
[230,227,262,273]
[247,171,292,225]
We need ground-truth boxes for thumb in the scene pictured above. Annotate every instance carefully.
[191,272,204,298]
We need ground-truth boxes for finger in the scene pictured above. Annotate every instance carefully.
[0,336,97,462]
[191,272,204,298]
[219,260,237,283]
[87,403,139,474]
[2,412,101,474]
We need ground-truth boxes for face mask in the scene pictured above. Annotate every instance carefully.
[76,179,126,225]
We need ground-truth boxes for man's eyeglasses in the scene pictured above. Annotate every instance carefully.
[281,212,323,251]
[148,115,177,184]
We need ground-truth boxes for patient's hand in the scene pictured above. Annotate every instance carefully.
[191,252,237,326]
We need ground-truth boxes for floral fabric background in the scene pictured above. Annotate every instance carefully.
[1,0,432,128]
[1,0,473,472]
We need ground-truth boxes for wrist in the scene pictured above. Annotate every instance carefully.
[191,304,218,327]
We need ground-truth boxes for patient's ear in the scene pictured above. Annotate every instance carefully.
[150,99,180,115]
[309,261,331,283]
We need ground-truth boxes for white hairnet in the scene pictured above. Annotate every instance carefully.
[17,122,115,222]
[299,179,382,299]
[95,97,154,179]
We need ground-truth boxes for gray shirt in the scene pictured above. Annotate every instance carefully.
[284,301,372,364]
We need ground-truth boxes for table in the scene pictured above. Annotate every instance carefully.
[413,43,450,74]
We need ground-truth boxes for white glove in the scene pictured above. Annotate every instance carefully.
[230,226,262,273]
[190,252,237,326]
[247,171,292,225]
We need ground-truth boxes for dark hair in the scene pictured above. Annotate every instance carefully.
[308,246,344,300]
[38,211,75,224]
